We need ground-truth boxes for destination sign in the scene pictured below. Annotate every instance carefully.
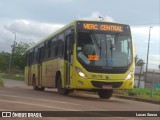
[83,23,123,32]
[77,21,126,32]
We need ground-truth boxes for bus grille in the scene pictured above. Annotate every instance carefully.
[91,81,123,88]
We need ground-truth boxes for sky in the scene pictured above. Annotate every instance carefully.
[0,0,159,69]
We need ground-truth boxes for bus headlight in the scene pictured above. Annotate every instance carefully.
[76,67,87,78]
[125,70,134,80]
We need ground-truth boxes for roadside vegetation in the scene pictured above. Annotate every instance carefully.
[115,88,160,100]
[0,76,4,87]
[1,72,24,81]
[0,42,33,81]
[129,88,160,100]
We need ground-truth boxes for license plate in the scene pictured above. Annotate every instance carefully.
[102,85,113,89]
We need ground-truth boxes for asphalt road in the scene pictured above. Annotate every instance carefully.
[0,79,159,120]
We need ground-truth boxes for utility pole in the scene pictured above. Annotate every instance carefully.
[9,32,16,76]
[144,27,153,87]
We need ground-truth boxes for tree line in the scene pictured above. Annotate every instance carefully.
[0,42,33,73]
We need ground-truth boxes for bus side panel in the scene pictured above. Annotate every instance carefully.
[45,60,55,87]
[39,64,43,86]
[52,59,58,87]
[30,64,39,86]
[41,59,57,88]
[60,59,65,88]
[41,62,46,87]
[25,66,32,86]
[70,44,76,88]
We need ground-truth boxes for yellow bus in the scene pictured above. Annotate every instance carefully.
[25,20,135,99]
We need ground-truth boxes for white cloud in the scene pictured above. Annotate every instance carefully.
[0,27,13,52]
[131,26,160,43]
[80,11,114,22]
[149,55,160,64]
[4,19,64,39]
[131,26,160,69]
[0,19,64,52]
[148,54,160,69]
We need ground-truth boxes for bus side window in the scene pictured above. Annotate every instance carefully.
[33,47,38,64]
[30,50,34,65]
[44,41,48,60]
[57,33,64,57]
[70,32,74,55]
[64,34,74,60]
[55,46,58,57]
[51,37,57,58]
[29,51,31,65]
[37,47,41,63]
[48,40,51,58]
[40,45,44,62]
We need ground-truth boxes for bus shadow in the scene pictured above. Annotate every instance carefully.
[68,93,125,104]
[44,89,125,104]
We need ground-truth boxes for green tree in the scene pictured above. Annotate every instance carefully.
[12,42,33,70]
[0,42,33,77]
[0,51,10,72]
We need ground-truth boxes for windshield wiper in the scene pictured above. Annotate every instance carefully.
[90,31,102,58]
[90,32,101,49]
[109,33,120,58]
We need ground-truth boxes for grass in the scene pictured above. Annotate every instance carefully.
[115,88,160,100]
[0,77,4,87]
[0,72,24,81]
[128,88,160,100]
[114,88,160,100]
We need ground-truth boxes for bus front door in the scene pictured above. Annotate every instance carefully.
[65,34,74,87]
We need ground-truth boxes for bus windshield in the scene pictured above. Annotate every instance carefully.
[77,32,132,68]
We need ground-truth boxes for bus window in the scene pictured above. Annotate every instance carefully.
[77,32,132,67]
[51,37,57,58]
[37,46,41,63]
[48,40,51,58]
[29,49,34,65]
[33,47,38,64]
[64,34,74,61]
[29,51,31,65]
[44,42,47,60]
[44,40,52,60]
[57,33,64,56]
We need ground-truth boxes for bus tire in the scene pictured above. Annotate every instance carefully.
[57,75,70,95]
[39,87,45,91]
[97,89,113,99]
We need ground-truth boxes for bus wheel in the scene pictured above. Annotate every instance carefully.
[57,76,70,95]
[97,89,113,99]
[39,87,45,91]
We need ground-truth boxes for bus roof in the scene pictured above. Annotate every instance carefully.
[27,20,129,51]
